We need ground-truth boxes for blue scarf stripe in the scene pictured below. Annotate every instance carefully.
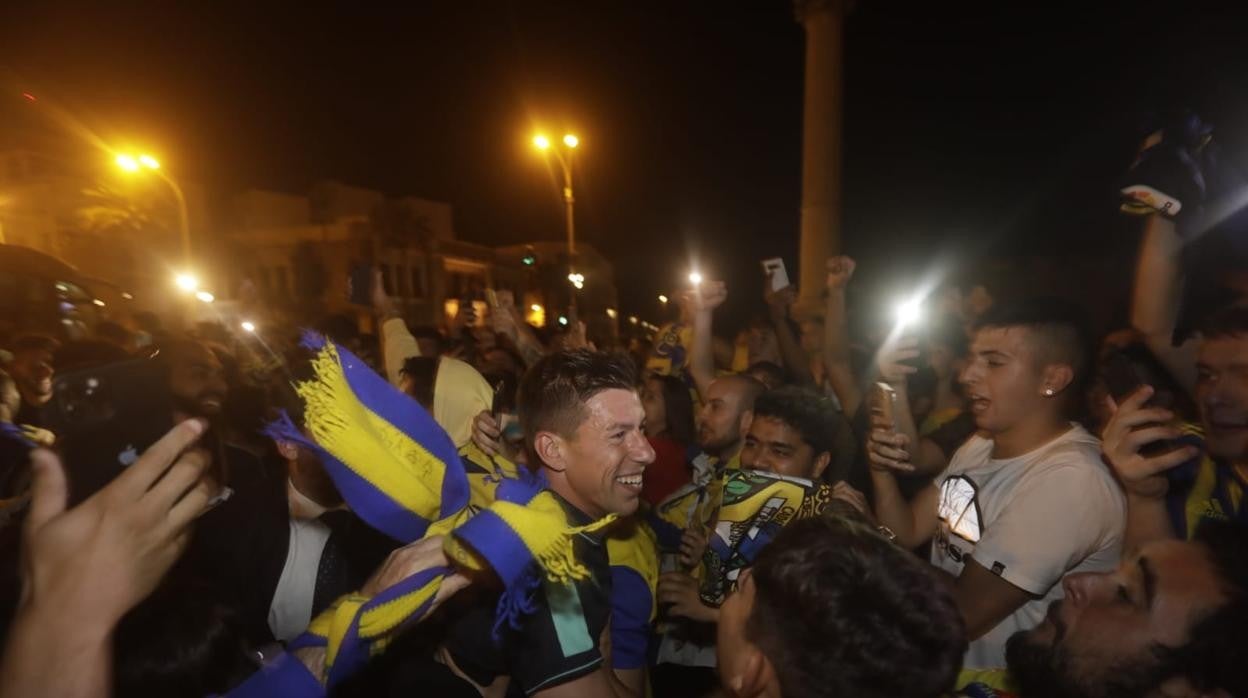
[361,565,447,611]
[312,331,472,522]
[453,509,536,586]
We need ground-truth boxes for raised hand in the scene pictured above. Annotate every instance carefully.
[876,335,920,385]
[471,410,502,457]
[371,269,398,319]
[1101,386,1199,500]
[866,411,915,474]
[763,273,797,319]
[684,281,727,314]
[825,256,857,291]
[19,418,218,631]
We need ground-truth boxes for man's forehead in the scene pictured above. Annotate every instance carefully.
[583,388,643,425]
[750,415,802,444]
[1135,540,1226,606]
[1198,335,1248,366]
[971,326,1029,352]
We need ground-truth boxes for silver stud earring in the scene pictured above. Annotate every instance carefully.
[1044,388,1055,397]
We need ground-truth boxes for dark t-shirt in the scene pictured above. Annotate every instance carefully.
[445,492,612,695]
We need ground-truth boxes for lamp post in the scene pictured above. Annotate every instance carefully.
[533,133,580,313]
[115,153,191,268]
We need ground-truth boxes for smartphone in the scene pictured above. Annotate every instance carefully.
[761,258,790,291]
[45,356,223,505]
[491,379,507,422]
[870,381,897,429]
[1101,350,1178,456]
[348,264,373,307]
[1102,351,1175,411]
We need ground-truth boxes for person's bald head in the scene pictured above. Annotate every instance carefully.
[696,374,765,457]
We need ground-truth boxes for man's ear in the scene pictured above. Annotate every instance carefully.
[275,440,299,462]
[533,431,567,473]
[739,409,755,438]
[725,647,775,698]
[1041,363,1075,397]
[811,451,831,481]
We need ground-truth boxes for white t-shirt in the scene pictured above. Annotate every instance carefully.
[932,425,1125,668]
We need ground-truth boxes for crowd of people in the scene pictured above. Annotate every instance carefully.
[0,180,1247,698]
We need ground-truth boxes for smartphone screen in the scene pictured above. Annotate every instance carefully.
[761,258,790,291]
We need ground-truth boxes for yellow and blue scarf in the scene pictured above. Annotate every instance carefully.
[266,333,616,687]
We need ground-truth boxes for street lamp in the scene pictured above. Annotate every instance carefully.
[114,151,192,267]
[658,294,668,305]
[174,273,199,292]
[533,131,581,310]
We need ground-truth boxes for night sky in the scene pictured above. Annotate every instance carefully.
[4,1,1248,330]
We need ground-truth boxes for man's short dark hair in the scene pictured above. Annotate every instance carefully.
[9,333,58,356]
[518,350,637,453]
[748,517,966,698]
[975,297,1092,386]
[752,386,850,479]
[1198,305,1248,341]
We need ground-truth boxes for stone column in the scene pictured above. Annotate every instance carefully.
[793,0,848,319]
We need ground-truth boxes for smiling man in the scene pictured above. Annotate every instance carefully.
[869,298,1125,669]
[740,385,850,482]
[1102,306,1248,548]
[444,350,655,698]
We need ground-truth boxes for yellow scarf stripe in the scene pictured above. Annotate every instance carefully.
[296,343,446,518]
[489,493,619,585]
[308,594,368,669]
[357,574,443,639]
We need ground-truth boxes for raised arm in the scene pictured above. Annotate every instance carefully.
[688,281,727,400]
[1130,214,1198,392]
[373,269,421,385]
[822,256,863,415]
[764,275,815,385]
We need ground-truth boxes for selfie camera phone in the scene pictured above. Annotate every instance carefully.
[871,381,898,429]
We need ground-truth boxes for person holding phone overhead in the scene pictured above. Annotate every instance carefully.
[868,298,1125,669]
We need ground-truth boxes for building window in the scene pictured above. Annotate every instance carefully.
[411,266,426,299]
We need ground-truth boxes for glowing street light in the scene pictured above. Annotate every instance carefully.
[530,304,543,313]
[174,273,199,292]
[115,151,191,265]
[568,272,585,290]
[658,294,668,304]
[240,320,257,333]
[533,129,582,312]
[115,154,140,172]
[195,290,215,303]
[606,308,618,319]
[628,315,639,325]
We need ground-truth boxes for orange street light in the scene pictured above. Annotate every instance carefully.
[115,151,191,266]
